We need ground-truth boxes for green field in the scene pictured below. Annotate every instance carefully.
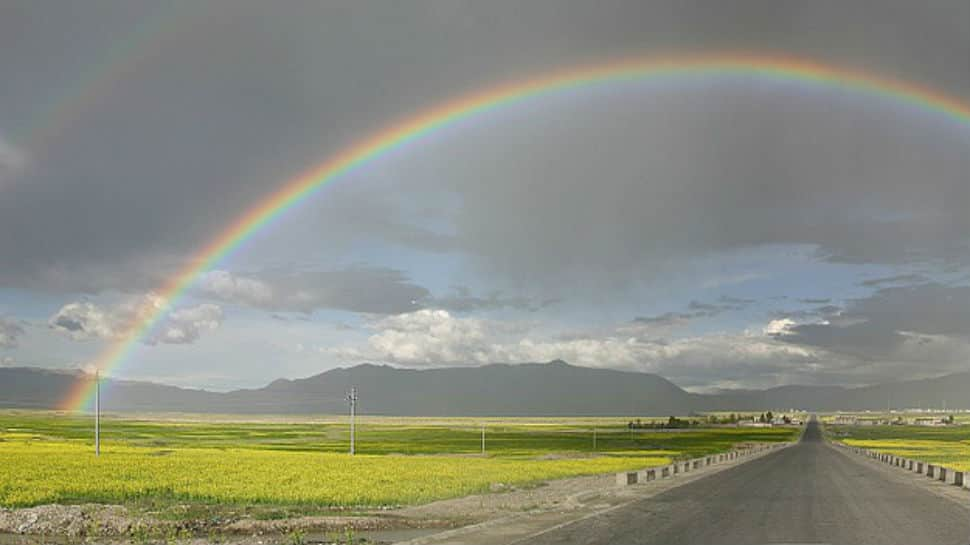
[0,411,797,509]
[830,424,970,472]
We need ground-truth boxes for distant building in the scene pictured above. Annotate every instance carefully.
[912,417,948,427]
[833,415,858,425]
[739,421,772,428]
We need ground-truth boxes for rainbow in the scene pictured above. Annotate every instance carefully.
[62,52,970,411]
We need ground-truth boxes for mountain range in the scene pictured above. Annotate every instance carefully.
[1,361,967,415]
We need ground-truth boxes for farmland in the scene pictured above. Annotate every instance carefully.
[829,423,970,472]
[0,411,797,509]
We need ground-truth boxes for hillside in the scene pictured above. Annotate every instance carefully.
[1,362,968,414]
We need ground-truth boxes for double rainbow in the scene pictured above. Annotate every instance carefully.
[62,52,970,411]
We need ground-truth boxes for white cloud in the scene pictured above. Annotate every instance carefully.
[0,318,26,348]
[148,303,223,345]
[49,301,118,341]
[196,268,426,314]
[362,309,515,365]
[197,270,274,307]
[330,309,825,388]
[49,294,222,345]
[763,318,797,336]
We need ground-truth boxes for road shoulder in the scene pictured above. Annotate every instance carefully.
[396,444,790,545]
[828,441,970,511]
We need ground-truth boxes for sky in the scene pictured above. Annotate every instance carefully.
[1,0,969,392]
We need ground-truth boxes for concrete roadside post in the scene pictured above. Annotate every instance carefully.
[618,471,637,486]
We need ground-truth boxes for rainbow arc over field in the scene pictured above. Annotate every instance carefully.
[62,52,970,411]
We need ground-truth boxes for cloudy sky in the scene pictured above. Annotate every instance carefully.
[1,0,969,391]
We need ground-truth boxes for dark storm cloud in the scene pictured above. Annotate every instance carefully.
[430,93,970,291]
[780,283,970,373]
[688,296,752,314]
[0,0,967,294]
[634,296,753,326]
[0,134,27,187]
[633,312,696,327]
[50,315,84,332]
[2,1,970,389]
[858,273,928,287]
[687,301,722,314]
[718,295,755,306]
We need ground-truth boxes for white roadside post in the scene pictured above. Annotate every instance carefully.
[346,387,358,455]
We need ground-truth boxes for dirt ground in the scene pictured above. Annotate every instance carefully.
[0,471,618,543]
[0,503,441,543]
[394,472,616,523]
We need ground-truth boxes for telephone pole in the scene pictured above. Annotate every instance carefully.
[347,388,358,455]
[95,370,101,457]
[481,423,486,456]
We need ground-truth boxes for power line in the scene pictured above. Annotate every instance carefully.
[95,370,101,457]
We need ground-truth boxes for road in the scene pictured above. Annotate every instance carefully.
[531,420,970,545]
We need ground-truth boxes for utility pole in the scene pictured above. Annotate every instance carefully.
[593,428,597,451]
[346,388,358,455]
[95,370,101,457]
[481,423,486,456]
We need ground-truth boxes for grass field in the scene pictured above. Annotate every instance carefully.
[830,424,970,472]
[0,411,797,509]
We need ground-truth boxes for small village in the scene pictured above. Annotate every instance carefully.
[832,413,960,427]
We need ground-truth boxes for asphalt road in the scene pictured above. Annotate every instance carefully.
[532,420,970,545]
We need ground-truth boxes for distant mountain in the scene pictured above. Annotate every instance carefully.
[1,362,968,415]
[0,367,224,412]
[694,384,851,412]
[241,360,696,416]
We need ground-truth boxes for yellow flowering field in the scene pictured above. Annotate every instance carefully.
[834,424,970,472]
[0,439,670,508]
[0,411,797,509]
[841,438,970,472]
